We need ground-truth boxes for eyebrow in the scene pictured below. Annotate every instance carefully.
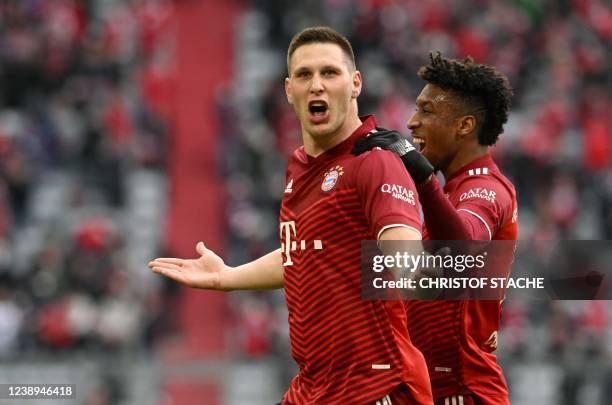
[293,67,311,75]
[416,99,434,107]
[320,64,341,71]
[292,63,344,75]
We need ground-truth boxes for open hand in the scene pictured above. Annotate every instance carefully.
[148,242,228,290]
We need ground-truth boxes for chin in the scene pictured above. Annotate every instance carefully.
[309,124,334,138]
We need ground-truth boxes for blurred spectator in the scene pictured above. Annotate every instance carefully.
[0,285,23,356]
[0,0,174,357]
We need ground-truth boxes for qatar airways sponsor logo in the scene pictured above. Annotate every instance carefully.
[459,188,496,203]
[381,183,415,205]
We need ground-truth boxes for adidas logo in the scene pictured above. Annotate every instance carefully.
[468,168,489,176]
[285,179,293,193]
[405,139,416,153]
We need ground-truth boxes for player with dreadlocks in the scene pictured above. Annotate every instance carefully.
[354,53,518,405]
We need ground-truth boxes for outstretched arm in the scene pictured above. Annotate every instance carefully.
[149,242,284,291]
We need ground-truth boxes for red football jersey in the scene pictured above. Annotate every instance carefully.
[280,116,432,404]
[407,154,518,405]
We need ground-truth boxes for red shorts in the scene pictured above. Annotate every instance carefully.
[435,394,479,405]
[371,384,418,405]
[278,384,422,405]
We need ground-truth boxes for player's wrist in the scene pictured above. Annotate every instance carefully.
[216,267,234,291]
[400,150,434,185]
[420,174,433,185]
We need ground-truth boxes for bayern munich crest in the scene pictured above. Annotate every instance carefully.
[321,165,344,192]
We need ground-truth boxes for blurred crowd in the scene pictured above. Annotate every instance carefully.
[0,0,174,361]
[220,0,612,402]
[0,0,609,402]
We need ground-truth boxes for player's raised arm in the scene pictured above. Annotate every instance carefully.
[149,243,284,291]
[353,129,502,241]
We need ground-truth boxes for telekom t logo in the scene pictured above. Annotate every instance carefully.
[280,220,323,266]
[280,221,297,265]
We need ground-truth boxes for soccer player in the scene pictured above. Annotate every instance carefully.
[354,53,518,405]
[149,27,433,404]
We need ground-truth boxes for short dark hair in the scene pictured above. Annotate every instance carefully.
[287,26,356,73]
[418,52,513,146]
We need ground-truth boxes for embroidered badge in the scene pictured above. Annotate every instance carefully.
[321,165,344,192]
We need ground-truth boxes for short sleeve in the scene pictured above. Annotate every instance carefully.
[453,176,513,240]
[355,149,422,239]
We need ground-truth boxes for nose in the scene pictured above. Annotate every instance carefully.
[309,73,324,94]
[407,113,419,130]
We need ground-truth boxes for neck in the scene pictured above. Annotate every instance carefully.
[441,144,489,178]
[303,104,362,157]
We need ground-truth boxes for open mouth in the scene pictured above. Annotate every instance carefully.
[308,100,329,117]
[412,136,426,152]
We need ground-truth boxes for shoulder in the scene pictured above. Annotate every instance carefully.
[353,147,404,172]
[349,148,411,188]
[289,146,308,165]
[451,167,515,209]
[285,147,311,178]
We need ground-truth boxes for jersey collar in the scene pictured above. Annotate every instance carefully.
[296,115,377,164]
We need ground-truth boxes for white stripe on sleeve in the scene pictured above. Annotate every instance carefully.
[377,224,422,240]
[458,208,492,240]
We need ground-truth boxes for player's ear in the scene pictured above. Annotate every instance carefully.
[285,77,293,105]
[351,70,362,99]
[457,115,477,138]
